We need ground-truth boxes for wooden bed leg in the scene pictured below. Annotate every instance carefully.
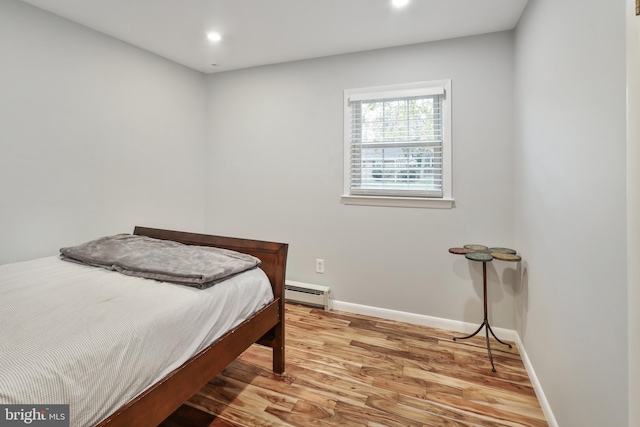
[273,300,285,374]
[273,323,285,374]
[271,243,288,374]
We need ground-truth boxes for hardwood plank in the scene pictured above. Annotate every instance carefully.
[394,394,519,427]
[221,360,338,410]
[380,354,537,397]
[168,304,547,427]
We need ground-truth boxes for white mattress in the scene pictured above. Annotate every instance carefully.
[0,256,273,427]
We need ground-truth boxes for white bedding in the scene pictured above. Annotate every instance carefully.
[0,256,274,427]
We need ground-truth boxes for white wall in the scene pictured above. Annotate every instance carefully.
[514,0,628,425]
[0,0,207,264]
[627,1,640,425]
[205,32,518,328]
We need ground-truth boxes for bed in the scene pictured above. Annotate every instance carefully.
[0,227,288,427]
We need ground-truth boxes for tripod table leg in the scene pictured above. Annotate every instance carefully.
[452,260,511,371]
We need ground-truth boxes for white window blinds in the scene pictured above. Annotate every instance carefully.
[347,85,446,198]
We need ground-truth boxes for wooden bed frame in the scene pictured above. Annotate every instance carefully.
[96,227,288,427]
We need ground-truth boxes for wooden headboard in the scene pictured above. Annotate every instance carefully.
[133,226,288,301]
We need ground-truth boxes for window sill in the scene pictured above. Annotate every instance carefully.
[340,195,454,209]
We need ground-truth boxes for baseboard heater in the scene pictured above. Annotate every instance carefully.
[284,280,331,311]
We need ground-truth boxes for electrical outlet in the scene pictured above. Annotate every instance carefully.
[315,259,325,274]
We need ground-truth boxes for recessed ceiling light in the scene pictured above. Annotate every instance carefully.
[207,32,222,42]
[392,0,409,8]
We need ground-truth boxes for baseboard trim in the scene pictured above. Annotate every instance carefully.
[513,333,559,427]
[332,300,516,342]
[331,300,558,427]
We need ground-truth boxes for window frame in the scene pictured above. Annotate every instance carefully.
[341,80,454,209]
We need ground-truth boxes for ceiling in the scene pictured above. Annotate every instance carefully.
[19,0,528,74]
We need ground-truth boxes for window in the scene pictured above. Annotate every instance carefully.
[342,80,453,208]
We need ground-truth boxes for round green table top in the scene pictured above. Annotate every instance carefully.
[465,252,494,262]
[489,247,517,254]
[463,244,488,251]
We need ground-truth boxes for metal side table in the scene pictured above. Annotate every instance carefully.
[448,245,521,372]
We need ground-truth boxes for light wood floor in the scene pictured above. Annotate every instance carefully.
[170,303,547,427]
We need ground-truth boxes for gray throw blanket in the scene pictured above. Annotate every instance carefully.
[60,234,261,289]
